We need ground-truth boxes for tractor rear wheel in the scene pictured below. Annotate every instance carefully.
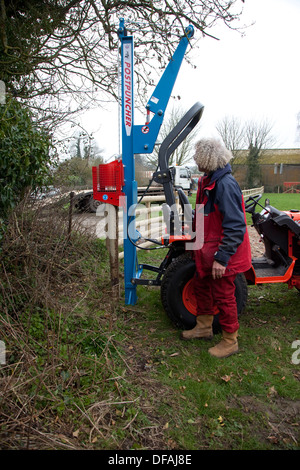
[160,253,248,332]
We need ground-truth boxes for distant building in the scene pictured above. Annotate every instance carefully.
[233,149,300,192]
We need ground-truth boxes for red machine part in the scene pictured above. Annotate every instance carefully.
[284,210,300,222]
[182,278,219,316]
[92,160,125,207]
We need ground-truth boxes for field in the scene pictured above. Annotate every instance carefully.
[0,193,299,451]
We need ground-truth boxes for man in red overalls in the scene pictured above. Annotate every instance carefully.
[181,138,252,358]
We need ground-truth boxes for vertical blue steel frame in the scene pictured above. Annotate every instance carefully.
[118,21,138,305]
[118,19,194,305]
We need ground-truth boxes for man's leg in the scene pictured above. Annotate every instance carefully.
[212,274,239,333]
[209,274,239,358]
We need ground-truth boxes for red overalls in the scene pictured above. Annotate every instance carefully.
[193,165,251,333]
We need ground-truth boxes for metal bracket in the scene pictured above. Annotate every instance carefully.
[152,169,173,185]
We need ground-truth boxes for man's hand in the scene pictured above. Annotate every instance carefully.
[212,260,226,280]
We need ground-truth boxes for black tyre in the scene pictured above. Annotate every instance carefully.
[160,253,248,332]
[89,197,102,213]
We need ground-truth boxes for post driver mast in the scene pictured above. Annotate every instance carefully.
[117,19,196,305]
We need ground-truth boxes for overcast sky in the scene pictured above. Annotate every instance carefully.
[83,0,300,160]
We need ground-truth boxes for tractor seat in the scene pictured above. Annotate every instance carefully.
[272,213,300,238]
[267,205,286,218]
[177,188,193,224]
[162,203,171,228]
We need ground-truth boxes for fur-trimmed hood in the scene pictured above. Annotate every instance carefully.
[193,138,232,173]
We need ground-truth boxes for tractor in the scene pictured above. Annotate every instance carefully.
[93,20,300,328]
[133,104,300,332]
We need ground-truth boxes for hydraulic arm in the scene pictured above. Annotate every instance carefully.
[118,19,198,305]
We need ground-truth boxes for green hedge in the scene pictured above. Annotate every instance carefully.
[0,99,52,235]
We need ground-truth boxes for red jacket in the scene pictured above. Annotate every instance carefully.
[194,164,252,278]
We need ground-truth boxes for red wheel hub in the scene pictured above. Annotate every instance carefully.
[182,278,219,316]
[182,278,197,316]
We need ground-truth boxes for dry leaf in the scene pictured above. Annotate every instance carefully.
[267,386,278,397]
[217,416,224,426]
[221,374,231,382]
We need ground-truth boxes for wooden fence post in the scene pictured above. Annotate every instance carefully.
[68,191,75,239]
[106,204,120,302]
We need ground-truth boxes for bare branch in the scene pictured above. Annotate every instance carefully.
[0,0,246,130]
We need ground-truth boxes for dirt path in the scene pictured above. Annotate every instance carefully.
[247,225,265,257]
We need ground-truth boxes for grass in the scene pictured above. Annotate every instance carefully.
[0,193,299,450]
[190,191,300,225]
[259,193,300,210]
[190,191,300,211]
[131,277,299,450]
[126,191,300,449]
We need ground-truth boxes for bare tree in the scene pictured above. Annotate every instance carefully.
[216,115,276,187]
[147,105,199,168]
[243,118,276,187]
[0,0,246,131]
[216,115,245,157]
[69,128,103,161]
[244,118,275,149]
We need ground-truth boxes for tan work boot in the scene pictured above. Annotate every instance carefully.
[208,330,239,358]
[180,315,213,341]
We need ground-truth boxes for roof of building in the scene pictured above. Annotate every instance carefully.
[233,148,300,165]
